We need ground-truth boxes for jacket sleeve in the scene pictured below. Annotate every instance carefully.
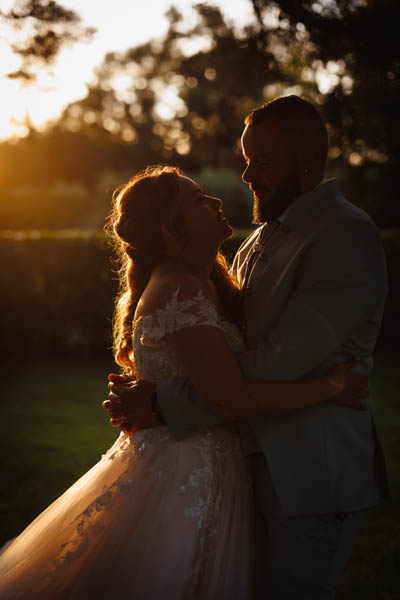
[157,377,223,440]
[158,218,388,439]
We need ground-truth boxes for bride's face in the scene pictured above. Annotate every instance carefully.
[175,176,233,249]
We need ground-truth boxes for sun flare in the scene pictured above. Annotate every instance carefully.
[0,0,257,141]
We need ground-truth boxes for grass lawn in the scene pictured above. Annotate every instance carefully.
[0,358,118,542]
[1,352,399,597]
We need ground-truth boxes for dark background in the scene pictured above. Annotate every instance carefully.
[0,2,399,597]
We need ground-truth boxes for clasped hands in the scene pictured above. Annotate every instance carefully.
[102,374,158,433]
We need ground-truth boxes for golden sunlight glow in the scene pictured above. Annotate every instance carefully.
[0,38,93,138]
[2,1,351,141]
[0,38,29,138]
[0,0,257,141]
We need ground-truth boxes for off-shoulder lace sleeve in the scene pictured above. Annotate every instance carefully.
[132,287,245,382]
[138,287,221,346]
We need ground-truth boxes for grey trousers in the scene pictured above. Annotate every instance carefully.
[247,453,363,600]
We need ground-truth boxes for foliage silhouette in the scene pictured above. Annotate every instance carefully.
[1,0,94,81]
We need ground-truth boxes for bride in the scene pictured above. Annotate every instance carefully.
[0,165,367,599]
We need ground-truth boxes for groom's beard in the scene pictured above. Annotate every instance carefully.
[252,168,302,224]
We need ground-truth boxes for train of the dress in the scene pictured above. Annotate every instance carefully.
[0,424,254,599]
[0,289,254,598]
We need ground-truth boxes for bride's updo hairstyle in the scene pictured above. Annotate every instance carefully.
[107,164,240,373]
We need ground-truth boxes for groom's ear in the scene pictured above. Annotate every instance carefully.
[297,147,323,191]
[296,146,309,171]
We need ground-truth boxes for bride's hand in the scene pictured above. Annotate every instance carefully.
[326,358,369,410]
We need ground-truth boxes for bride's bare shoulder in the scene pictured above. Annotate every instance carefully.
[135,262,206,318]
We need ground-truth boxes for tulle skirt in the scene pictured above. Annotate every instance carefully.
[0,425,254,599]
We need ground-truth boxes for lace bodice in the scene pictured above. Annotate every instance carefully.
[132,288,246,383]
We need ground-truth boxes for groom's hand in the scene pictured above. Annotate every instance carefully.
[103,375,158,433]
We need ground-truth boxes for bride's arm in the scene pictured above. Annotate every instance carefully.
[167,306,366,421]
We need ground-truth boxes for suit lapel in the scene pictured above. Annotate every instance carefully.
[242,220,283,293]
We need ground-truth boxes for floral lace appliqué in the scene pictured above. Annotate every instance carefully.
[132,287,245,383]
[43,287,248,592]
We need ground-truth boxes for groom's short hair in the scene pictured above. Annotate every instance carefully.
[245,95,328,170]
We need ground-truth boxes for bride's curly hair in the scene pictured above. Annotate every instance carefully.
[106,164,240,374]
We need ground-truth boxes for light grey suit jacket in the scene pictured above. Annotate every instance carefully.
[158,179,390,515]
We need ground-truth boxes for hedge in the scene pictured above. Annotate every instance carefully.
[0,230,398,361]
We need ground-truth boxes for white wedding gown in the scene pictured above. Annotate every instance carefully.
[0,289,254,599]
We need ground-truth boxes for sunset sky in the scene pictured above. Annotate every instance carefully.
[0,0,258,140]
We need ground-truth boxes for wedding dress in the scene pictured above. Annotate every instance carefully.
[0,289,254,599]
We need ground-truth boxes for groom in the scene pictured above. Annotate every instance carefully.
[105,95,389,598]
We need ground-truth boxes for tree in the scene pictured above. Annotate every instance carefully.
[63,0,398,226]
[56,4,295,174]
[2,1,398,228]
[1,0,94,81]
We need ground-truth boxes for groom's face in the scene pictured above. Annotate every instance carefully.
[241,117,302,223]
